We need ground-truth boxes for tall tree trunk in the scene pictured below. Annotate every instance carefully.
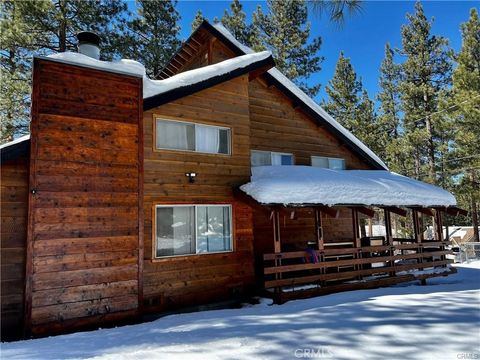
[414,148,421,179]
[424,92,436,184]
[58,0,67,52]
[471,172,479,242]
[425,115,436,183]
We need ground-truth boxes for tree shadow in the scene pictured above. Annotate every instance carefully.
[2,265,479,360]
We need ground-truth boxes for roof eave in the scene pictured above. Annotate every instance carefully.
[0,136,30,162]
[144,54,275,110]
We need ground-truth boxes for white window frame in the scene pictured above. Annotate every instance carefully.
[154,204,233,259]
[311,156,346,170]
[251,150,294,166]
[155,118,231,155]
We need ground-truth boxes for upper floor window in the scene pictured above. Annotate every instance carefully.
[311,156,346,170]
[251,150,294,167]
[156,118,230,155]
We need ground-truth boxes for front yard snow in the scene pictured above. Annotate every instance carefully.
[2,262,479,360]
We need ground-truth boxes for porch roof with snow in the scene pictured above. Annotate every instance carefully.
[240,166,457,208]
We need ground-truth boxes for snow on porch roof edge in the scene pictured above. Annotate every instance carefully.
[240,166,457,208]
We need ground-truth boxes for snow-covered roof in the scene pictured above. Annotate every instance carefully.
[144,51,271,99]
[0,134,30,150]
[0,134,30,161]
[47,50,272,99]
[240,166,456,207]
[1,51,272,157]
[212,23,388,171]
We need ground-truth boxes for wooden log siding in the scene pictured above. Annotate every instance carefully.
[142,74,256,312]
[25,58,143,335]
[248,78,373,169]
[1,156,29,340]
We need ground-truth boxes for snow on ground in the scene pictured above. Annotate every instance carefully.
[2,262,479,360]
[240,166,456,207]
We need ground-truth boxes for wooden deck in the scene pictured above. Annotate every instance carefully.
[262,240,455,303]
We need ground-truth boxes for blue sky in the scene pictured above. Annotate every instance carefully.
[171,0,475,105]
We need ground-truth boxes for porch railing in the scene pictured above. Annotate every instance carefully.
[263,241,453,291]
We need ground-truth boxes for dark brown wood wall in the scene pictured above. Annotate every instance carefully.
[1,156,29,340]
[157,36,376,278]
[249,78,372,169]
[248,78,373,259]
[142,75,256,312]
[26,58,143,335]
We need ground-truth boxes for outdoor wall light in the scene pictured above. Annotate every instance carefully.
[185,172,197,183]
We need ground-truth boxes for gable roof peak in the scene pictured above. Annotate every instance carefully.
[189,22,387,171]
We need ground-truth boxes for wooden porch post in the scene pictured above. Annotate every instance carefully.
[272,208,282,297]
[384,209,393,246]
[352,208,363,279]
[412,210,423,243]
[384,209,395,276]
[412,209,424,267]
[352,208,361,248]
[434,209,444,242]
[435,209,446,263]
[314,208,324,251]
[272,209,281,253]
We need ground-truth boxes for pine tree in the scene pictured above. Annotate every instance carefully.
[309,0,363,25]
[20,0,127,58]
[398,1,453,183]
[0,0,128,142]
[376,43,408,173]
[323,52,380,151]
[0,1,37,141]
[191,9,204,31]
[221,0,248,44]
[220,0,261,49]
[451,8,480,241]
[252,0,323,96]
[355,89,382,155]
[120,0,181,79]
[377,44,401,140]
[323,52,361,129]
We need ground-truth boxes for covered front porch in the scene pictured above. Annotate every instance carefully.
[239,166,466,303]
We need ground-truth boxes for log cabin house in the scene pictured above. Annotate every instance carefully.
[0,21,467,340]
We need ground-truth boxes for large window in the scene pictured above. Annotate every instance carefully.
[155,205,232,258]
[156,119,231,155]
[251,150,294,167]
[311,156,346,170]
